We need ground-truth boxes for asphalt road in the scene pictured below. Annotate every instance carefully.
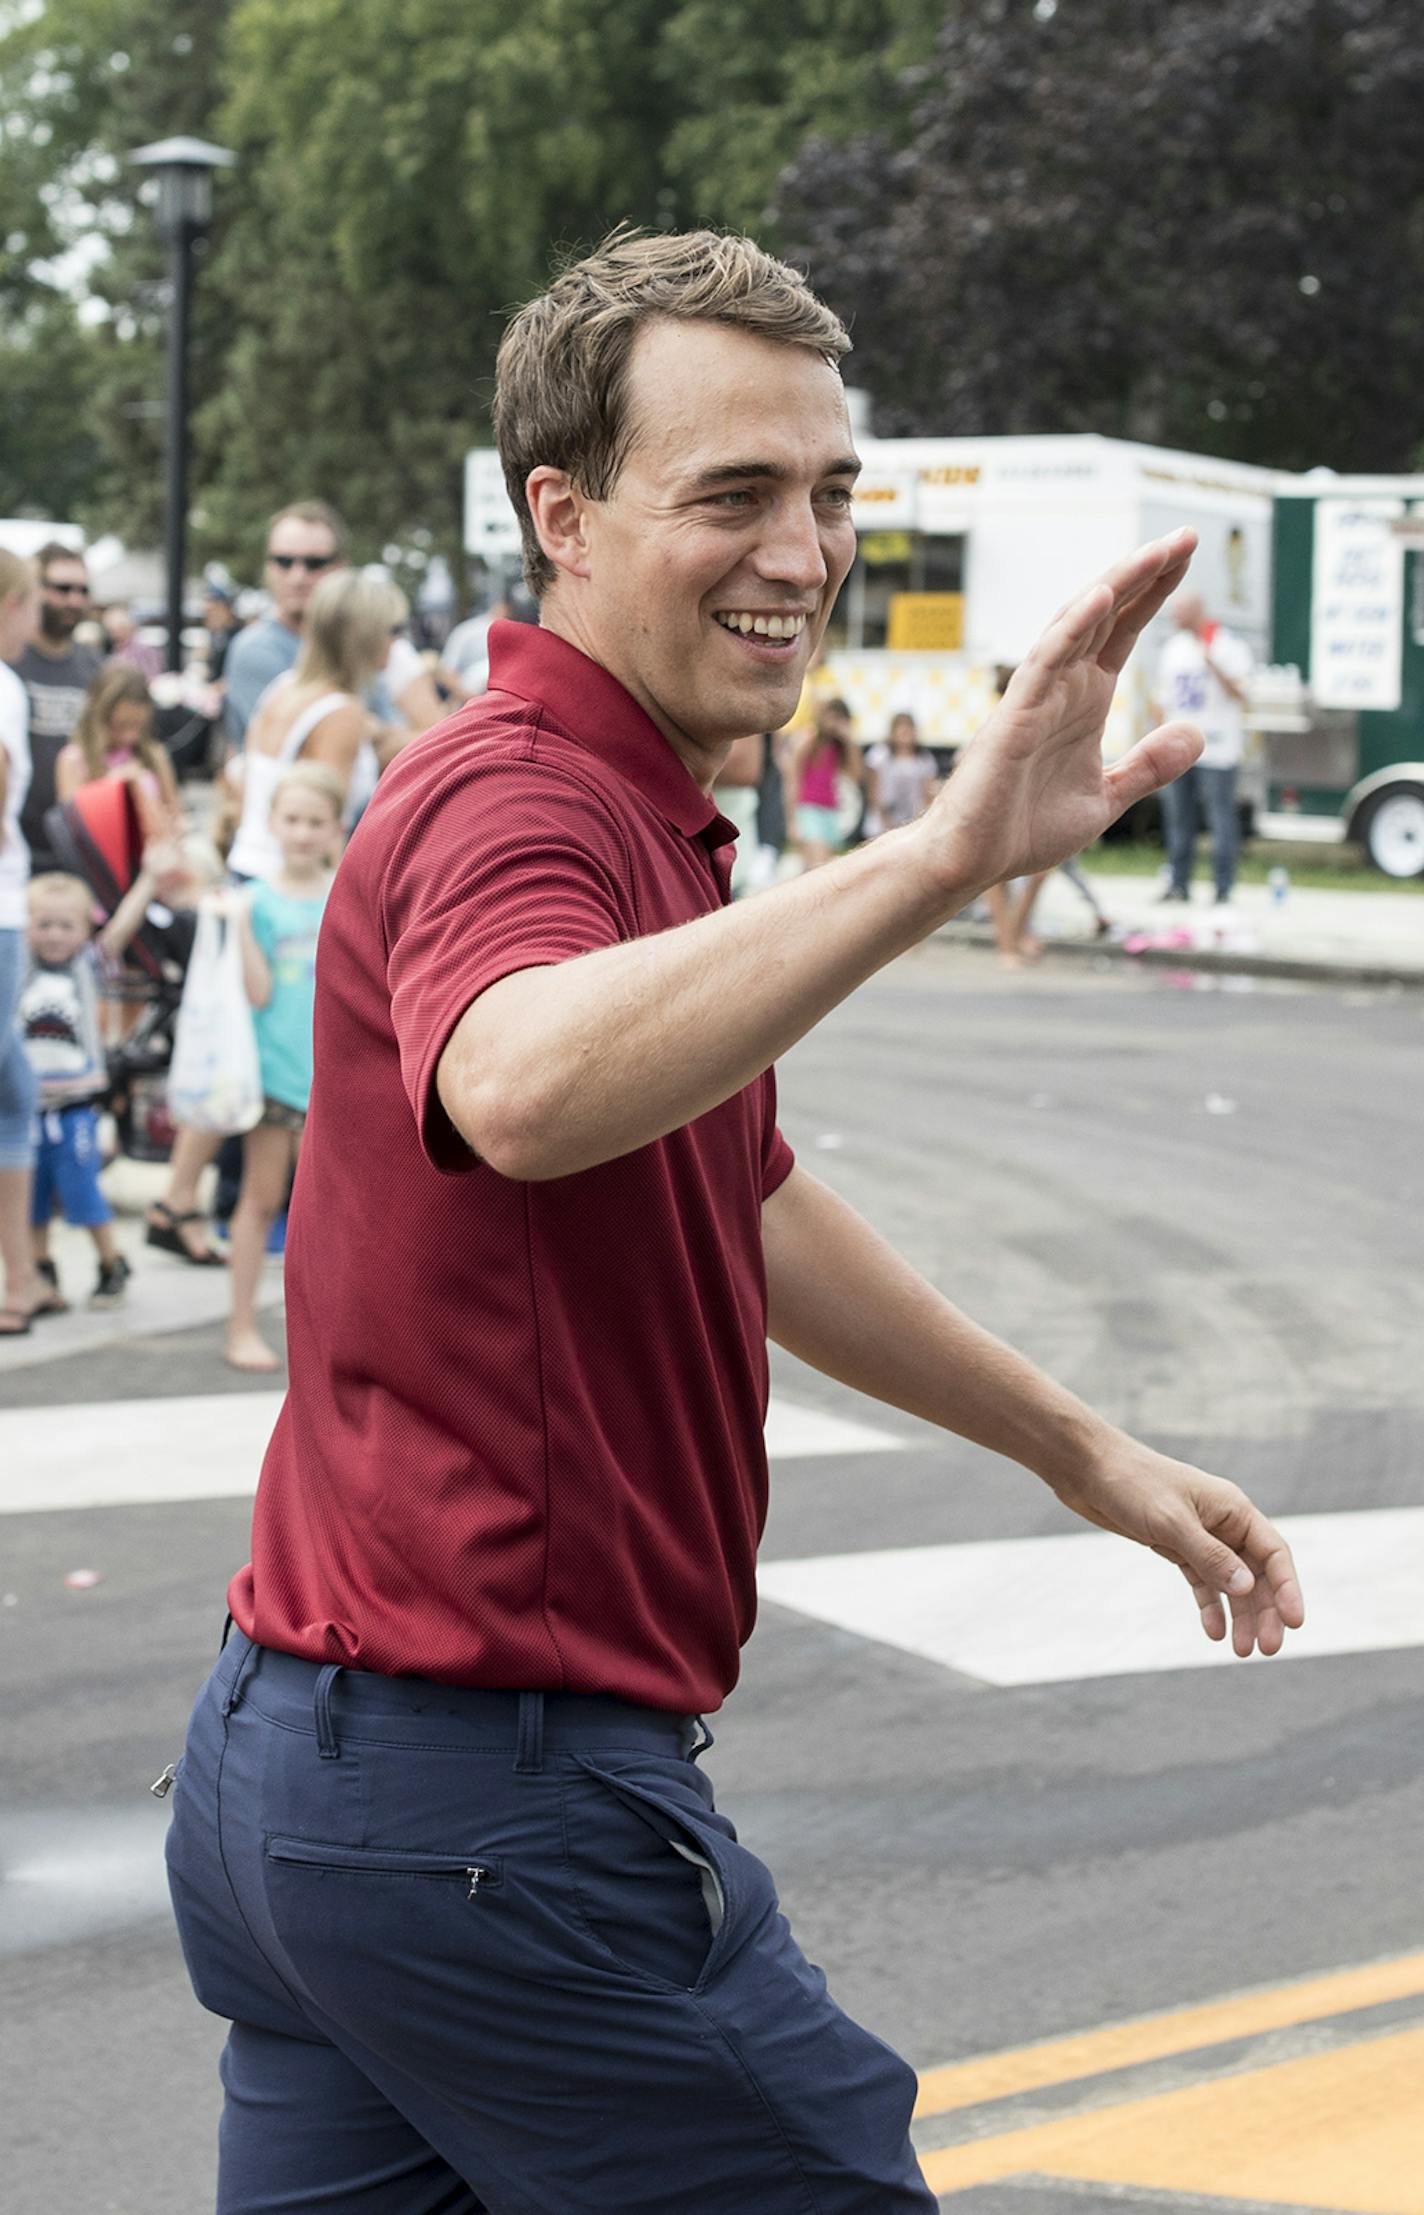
[3,946,1422,2214]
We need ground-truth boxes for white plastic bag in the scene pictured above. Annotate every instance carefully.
[167,899,263,1134]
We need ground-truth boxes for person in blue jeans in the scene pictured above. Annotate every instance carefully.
[224,762,340,1372]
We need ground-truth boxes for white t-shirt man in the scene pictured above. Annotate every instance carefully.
[1154,623,1254,770]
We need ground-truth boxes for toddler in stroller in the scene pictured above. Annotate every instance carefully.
[43,777,214,1164]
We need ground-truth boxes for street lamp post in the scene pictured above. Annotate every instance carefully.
[131,137,236,674]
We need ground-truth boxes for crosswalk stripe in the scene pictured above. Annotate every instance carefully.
[756,1509,1424,1682]
[0,1392,903,1515]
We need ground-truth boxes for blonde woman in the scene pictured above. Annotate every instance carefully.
[225,568,405,882]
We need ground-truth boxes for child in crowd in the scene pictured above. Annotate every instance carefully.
[21,873,139,1310]
[56,663,183,837]
[225,762,342,1372]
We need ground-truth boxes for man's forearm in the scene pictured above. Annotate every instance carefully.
[441,824,965,1181]
[763,1165,1110,1489]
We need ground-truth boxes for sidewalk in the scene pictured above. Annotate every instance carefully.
[941,868,1424,985]
[0,1155,282,1378]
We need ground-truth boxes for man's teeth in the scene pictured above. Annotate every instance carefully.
[716,612,806,638]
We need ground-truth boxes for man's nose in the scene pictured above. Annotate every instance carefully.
[753,498,830,593]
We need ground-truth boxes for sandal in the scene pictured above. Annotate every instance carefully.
[0,1306,32,1337]
[145,1202,226,1267]
[31,1261,70,1316]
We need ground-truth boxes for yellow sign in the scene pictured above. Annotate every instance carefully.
[860,531,913,567]
[887,592,964,651]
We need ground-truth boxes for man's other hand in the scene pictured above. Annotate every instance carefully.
[1049,1439,1306,1659]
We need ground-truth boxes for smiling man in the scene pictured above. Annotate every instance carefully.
[165,231,1304,2215]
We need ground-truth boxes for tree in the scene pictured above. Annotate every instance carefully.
[776,0,1424,472]
[0,0,239,537]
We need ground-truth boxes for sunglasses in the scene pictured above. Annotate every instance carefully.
[267,553,336,573]
[44,581,88,598]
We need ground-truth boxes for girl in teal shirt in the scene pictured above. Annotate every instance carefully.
[227,762,342,1371]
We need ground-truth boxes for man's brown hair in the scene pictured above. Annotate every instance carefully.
[265,500,347,559]
[36,539,85,579]
[493,228,851,594]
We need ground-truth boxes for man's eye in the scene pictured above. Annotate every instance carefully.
[710,490,756,509]
[820,486,855,507]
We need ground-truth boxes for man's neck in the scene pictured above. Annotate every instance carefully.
[538,599,730,795]
[30,630,78,659]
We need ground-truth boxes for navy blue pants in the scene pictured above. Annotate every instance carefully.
[166,1634,934,2213]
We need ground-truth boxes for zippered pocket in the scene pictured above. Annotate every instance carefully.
[266,1835,503,1900]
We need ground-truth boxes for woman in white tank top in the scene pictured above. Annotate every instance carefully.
[226,569,407,881]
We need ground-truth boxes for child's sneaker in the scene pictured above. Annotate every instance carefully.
[89,1255,132,1310]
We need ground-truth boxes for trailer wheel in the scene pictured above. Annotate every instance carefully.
[1357,784,1424,878]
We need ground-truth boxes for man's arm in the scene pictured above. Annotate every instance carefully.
[762,1163,1303,1658]
[439,533,1204,1182]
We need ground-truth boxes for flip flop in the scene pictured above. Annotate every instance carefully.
[0,1306,33,1337]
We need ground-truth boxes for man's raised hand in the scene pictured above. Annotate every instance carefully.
[917,529,1205,897]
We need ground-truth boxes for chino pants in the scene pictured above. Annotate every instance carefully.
[1160,762,1240,899]
[165,1632,935,2213]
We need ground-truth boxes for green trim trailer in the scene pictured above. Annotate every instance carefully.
[1263,477,1424,876]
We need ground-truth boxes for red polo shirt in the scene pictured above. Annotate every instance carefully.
[228,623,794,1713]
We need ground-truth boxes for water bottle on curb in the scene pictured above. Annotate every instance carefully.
[1268,866,1290,906]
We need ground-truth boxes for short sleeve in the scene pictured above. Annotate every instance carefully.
[382,759,632,1171]
[759,1065,795,1202]
[248,885,280,965]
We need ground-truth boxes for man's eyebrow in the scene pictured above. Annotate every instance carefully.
[685,455,862,491]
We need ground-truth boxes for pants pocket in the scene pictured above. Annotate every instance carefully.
[560,1755,736,1994]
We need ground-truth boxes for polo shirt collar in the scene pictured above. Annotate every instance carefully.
[488,620,729,844]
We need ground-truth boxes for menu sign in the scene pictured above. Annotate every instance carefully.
[1310,499,1404,711]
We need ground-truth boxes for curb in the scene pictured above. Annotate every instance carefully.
[934,924,1424,991]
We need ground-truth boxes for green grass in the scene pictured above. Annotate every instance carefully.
[1087,840,1424,893]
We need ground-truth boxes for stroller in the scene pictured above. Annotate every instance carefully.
[44,777,197,1163]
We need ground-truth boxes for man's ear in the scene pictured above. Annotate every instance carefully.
[526,467,593,585]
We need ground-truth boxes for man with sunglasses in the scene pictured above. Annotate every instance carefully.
[222,502,346,748]
[9,541,103,873]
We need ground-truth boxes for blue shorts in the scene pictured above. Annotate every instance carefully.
[31,1103,112,1229]
[166,1633,933,2214]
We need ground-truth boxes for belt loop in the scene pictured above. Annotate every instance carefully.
[689,1716,715,1764]
[220,1637,258,1719]
[514,1691,545,1775]
[314,1665,344,1760]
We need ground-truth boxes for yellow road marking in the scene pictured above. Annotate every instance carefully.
[915,1950,1424,2118]
[920,2022,1424,2212]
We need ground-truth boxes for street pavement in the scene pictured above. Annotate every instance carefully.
[3,945,1423,2213]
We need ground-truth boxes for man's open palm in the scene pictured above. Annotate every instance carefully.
[925,529,1205,891]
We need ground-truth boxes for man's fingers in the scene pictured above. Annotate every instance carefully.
[1103,721,1203,818]
[1168,1503,1304,1657]
[1024,529,1199,692]
[1097,544,1198,673]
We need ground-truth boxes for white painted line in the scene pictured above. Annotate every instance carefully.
[757,1509,1424,1684]
[0,1392,283,1513]
[0,1392,903,1515]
